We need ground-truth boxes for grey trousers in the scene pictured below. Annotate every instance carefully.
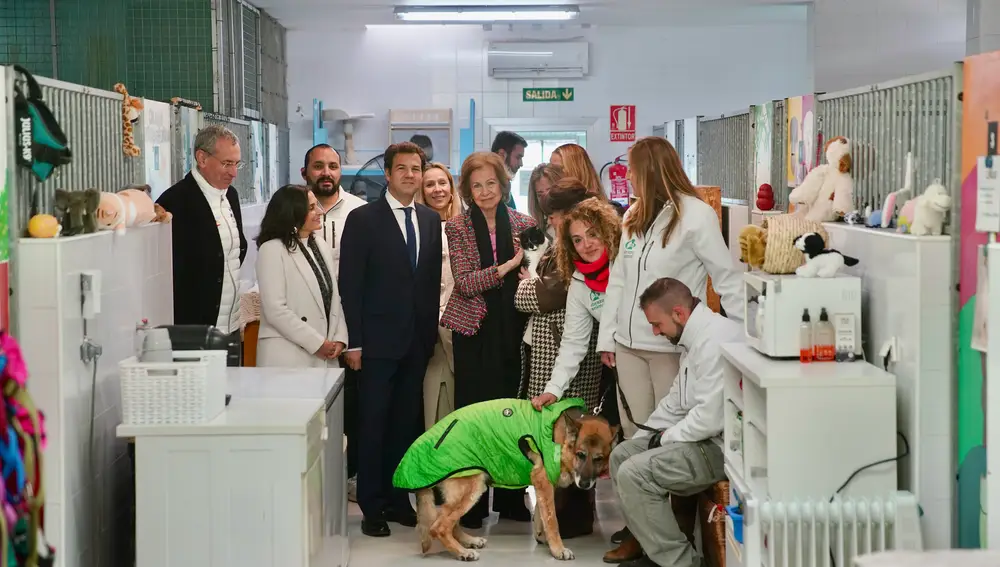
[611,437,726,567]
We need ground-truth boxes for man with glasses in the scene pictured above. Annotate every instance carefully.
[157,124,248,364]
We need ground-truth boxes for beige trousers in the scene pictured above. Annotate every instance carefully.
[614,343,681,439]
[423,325,456,430]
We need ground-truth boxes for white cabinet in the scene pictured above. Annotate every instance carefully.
[720,342,898,503]
[121,398,329,567]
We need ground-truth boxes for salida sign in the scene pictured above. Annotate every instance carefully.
[523,88,575,102]
[610,105,636,142]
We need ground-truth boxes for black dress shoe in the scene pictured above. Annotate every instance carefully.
[361,517,391,537]
[611,526,631,545]
[620,556,659,567]
[386,508,418,527]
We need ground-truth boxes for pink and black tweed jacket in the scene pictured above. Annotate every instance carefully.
[440,208,536,336]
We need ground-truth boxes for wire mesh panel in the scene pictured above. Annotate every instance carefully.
[674,120,685,166]
[171,104,204,185]
[277,126,289,187]
[0,0,55,78]
[203,113,256,204]
[11,74,146,227]
[697,110,752,202]
[770,99,789,210]
[815,66,961,214]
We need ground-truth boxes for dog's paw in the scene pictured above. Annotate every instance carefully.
[463,536,487,549]
[457,549,481,561]
[550,547,574,561]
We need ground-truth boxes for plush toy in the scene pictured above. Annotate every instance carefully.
[793,232,859,278]
[53,189,100,236]
[844,210,865,225]
[910,180,952,236]
[788,136,854,222]
[113,83,142,157]
[881,152,914,229]
[756,183,775,211]
[896,198,917,233]
[96,189,157,233]
[738,225,767,269]
[153,203,173,224]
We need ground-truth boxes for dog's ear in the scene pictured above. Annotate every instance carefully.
[561,413,581,442]
[609,425,621,443]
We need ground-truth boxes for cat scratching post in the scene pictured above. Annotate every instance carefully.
[695,186,723,313]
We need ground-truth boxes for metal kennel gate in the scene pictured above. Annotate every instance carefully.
[697,110,753,202]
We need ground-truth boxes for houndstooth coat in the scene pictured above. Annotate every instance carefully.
[514,250,603,410]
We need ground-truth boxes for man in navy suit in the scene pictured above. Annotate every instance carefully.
[339,141,443,537]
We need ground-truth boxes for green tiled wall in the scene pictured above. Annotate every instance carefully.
[0,0,56,77]
[1,0,214,112]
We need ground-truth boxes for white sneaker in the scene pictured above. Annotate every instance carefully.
[347,476,358,503]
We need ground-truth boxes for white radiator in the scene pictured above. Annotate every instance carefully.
[730,492,923,567]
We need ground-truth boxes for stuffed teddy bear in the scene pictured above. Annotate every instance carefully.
[788,136,854,222]
[738,225,767,269]
[909,180,952,236]
[96,188,157,233]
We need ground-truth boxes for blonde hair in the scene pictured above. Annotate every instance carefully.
[555,198,622,286]
[622,137,702,246]
[417,162,462,220]
[552,143,608,201]
[458,151,509,204]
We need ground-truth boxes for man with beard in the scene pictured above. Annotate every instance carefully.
[603,278,741,567]
[490,131,527,209]
[301,144,367,278]
[301,143,368,502]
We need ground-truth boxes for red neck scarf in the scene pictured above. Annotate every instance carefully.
[574,249,610,293]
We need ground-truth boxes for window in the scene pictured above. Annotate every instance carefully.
[510,130,587,211]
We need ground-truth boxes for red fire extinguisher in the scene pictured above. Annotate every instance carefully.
[609,158,630,206]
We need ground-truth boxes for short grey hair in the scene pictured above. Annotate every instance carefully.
[194,124,239,155]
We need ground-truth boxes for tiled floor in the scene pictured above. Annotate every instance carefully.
[348,482,624,566]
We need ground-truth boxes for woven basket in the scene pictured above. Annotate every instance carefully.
[699,481,730,567]
[760,214,829,274]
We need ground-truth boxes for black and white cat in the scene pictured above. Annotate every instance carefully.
[518,226,548,278]
[793,232,859,278]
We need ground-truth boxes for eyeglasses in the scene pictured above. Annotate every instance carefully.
[208,153,245,171]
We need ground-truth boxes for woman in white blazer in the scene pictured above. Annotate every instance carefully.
[414,162,463,428]
[256,185,348,368]
[598,137,744,439]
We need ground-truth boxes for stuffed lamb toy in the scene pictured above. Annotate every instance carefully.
[788,136,854,222]
[909,180,951,236]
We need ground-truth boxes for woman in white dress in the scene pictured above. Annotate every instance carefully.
[256,185,348,368]
[415,162,463,428]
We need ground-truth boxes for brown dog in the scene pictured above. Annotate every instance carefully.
[410,406,617,561]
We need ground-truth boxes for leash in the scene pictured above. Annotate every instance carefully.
[592,367,662,434]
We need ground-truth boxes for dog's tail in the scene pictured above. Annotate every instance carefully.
[416,489,437,554]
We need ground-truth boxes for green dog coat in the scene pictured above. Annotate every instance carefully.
[393,397,586,491]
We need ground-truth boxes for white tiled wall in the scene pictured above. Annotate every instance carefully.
[15,225,173,567]
[287,21,812,174]
[823,223,954,549]
[812,0,967,93]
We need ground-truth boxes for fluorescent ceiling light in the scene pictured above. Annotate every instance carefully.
[394,5,580,23]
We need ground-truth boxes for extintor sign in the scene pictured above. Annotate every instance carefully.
[609,161,630,204]
[610,105,636,142]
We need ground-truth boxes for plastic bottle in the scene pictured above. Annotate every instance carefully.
[799,309,813,363]
[814,308,836,362]
[134,318,149,360]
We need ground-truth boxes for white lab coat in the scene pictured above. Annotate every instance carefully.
[597,194,744,354]
[316,189,367,279]
[544,271,605,398]
[634,302,743,450]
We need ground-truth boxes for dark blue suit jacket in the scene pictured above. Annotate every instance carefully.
[338,196,443,360]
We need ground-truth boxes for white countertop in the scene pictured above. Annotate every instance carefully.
[117,398,324,437]
[720,342,896,388]
[855,551,1000,566]
[226,367,345,404]
[116,366,345,438]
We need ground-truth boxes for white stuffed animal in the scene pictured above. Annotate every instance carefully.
[909,180,952,236]
[788,136,854,222]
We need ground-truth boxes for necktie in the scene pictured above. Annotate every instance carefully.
[403,207,417,269]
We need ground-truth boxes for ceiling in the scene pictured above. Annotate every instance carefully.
[252,0,810,30]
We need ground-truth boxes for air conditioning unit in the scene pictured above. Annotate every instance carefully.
[487,41,590,79]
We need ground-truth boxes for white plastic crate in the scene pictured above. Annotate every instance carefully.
[120,350,228,425]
